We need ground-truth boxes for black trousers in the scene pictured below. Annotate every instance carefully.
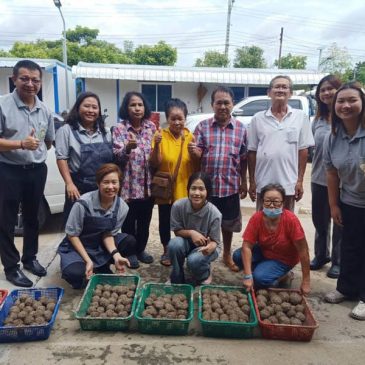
[337,202,365,301]
[0,162,47,272]
[158,204,172,247]
[122,198,154,254]
[311,183,341,265]
[62,234,137,289]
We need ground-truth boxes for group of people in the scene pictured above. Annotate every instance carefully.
[1,60,364,321]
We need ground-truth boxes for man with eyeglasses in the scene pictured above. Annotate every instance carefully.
[248,75,314,211]
[0,60,55,287]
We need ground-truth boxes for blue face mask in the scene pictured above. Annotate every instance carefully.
[263,207,283,218]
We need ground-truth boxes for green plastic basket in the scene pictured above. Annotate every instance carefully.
[135,283,194,335]
[198,285,258,339]
[75,274,140,331]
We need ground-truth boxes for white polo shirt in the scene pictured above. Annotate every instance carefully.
[248,105,314,195]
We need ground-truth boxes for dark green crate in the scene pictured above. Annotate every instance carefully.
[135,283,194,335]
[198,285,258,339]
[75,274,140,331]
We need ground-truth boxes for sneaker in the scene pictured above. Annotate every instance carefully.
[351,301,365,320]
[327,264,340,279]
[324,290,347,304]
[127,255,140,269]
[310,257,331,270]
[137,251,154,264]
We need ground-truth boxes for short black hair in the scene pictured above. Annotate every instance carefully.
[65,91,106,134]
[164,98,188,118]
[260,183,286,201]
[187,171,213,200]
[211,86,234,104]
[119,91,152,120]
[13,60,42,78]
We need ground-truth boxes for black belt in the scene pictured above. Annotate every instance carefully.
[0,162,45,170]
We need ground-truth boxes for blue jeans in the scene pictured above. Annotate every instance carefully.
[168,237,218,284]
[232,245,291,288]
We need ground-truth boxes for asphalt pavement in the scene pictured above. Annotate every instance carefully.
[0,164,364,365]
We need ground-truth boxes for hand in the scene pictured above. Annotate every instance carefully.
[190,230,208,246]
[154,129,162,145]
[295,181,304,202]
[188,135,198,156]
[300,279,310,296]
[66,182,81,202]
[22,128,40,150]
[114,253,130,273]
[126,132,137,153]
[239,181,248,199]
[330,205,343,227]
[198,240,217,256]
[85,260,94,280]
[243,278,253,292]
[248,181,256,202]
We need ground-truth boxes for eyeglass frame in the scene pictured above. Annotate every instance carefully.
[17,76,42,85]
[262,199,283,208]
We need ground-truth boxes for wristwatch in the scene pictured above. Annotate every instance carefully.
[243,274,253,280]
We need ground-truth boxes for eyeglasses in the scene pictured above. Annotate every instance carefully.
[18,76,41,85]
[263,199,283,208]
[272,85,290,91]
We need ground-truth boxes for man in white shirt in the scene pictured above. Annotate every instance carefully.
[248,75,314,211]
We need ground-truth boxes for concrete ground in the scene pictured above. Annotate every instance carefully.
[0,165,364,365]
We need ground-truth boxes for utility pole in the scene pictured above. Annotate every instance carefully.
[317,46,324,71]
[277,27,284,69]
[224,0,235,62]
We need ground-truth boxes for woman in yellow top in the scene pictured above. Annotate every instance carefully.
[150,98,199,266]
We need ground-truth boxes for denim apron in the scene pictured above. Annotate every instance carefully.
[58,198,126,271]
[71,129,113,193]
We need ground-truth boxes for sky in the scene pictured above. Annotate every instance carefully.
[1,0,364,70]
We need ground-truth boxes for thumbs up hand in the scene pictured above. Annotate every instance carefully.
[21,128,40,150]
[126,131,137,153]
[154,128,162,145]
[188,134,197,155]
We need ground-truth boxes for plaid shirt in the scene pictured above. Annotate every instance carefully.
[113,119,156,200]
[194,117,247,197]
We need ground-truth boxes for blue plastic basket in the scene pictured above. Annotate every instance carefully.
[0,287,64,343]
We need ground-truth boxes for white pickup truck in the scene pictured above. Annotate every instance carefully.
[186,94,315,132]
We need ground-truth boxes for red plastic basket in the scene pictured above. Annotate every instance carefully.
[253,288,318,342]
[0,290,8,306]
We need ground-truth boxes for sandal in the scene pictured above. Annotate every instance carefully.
[160,254,171,267]
[223,257,240,272]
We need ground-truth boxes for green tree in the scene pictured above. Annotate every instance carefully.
[274,53,307,69]
[133,41,177,65]
[66,26,99,45]
[353,61,365,85]
[233,45,266,68]
[195,50,229,67]
[319,43,352,74]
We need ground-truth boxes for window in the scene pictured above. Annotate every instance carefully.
[287,99,302,110]
[248,87,267,97]
[230,87,245,104]
[239,100,269,116]
[141,84,172,112]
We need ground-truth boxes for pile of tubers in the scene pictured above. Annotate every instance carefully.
[201,288,251,322]
[256,289,306,325]
[86,283,136,318]
[3,294,56,327]
[141,293,189,319]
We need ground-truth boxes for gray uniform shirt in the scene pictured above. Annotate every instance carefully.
[311,118,331,186]
[170,198,222,253]
[323,125,365,208]
[65,190,129,236]
[0,90,54,164]
[55,123,112,173]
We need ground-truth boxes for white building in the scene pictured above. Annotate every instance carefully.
[0,57,75,113]
[72,62,327,126]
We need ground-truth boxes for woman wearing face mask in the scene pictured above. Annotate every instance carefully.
[232,183,310,295]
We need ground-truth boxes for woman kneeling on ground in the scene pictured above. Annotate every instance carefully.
[57,163,138,289]
[168,172,222,284]
[232,183,311,295]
